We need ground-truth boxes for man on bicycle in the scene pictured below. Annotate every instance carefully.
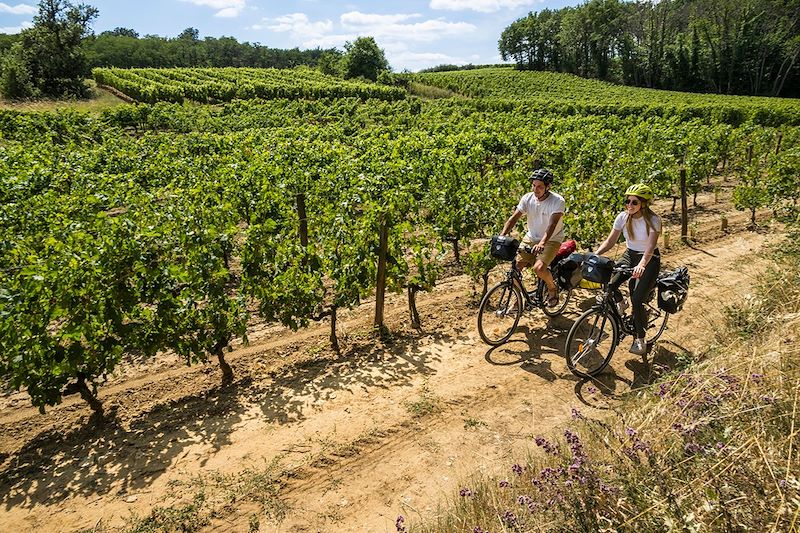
[500,168,565,307]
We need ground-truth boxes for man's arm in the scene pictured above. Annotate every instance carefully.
[501,210,524,236]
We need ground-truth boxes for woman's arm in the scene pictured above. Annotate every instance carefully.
[632,228,661,279]
[594,228,622,256]
[501,210,524,236]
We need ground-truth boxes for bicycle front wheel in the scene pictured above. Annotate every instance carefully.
[564,307,619,378]
[478,282,523,346]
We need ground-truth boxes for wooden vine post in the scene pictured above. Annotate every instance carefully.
[747,144,756,226]
[374,216,389,331]
[296,193,309,248]
[407,286,421,329]
[680,167,689,243]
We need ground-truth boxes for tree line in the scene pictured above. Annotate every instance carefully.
[82,28,337,71]
[499,0,800,97]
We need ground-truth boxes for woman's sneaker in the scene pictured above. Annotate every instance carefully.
[629,338,647,355]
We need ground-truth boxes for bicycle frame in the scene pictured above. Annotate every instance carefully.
[593,267,662,340]
[505,259,547,310]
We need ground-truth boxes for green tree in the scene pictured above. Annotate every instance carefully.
[102,27,138,38]
[341,36,389,81]
[317,50,342,76]
[21,0,98,97]
[0,43,36,99]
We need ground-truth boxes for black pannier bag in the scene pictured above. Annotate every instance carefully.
[556,252,585,289]
[490,235,519,261]
[582,254,615,284]
[657,266,690,313]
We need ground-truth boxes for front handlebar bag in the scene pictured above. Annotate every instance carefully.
[490,235,519,261]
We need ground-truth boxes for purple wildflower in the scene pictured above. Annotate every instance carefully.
[396,515,407,533]
[499,479,510,488]
[534,436,558,455]
[517,495,532,506]
[587,385,598,394]
[512,463,524,476]
[502,510,518,526]
[762,395,776,404]
[684,442,702,455]
[460,487,473,497]
[751,373,764,382]
[599,482,617,494]
[625,427,637,438]
[571,407,584,420]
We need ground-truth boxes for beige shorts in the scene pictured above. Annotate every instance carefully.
[517,236,561,267]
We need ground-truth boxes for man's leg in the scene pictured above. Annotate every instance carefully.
[532,259,556,292]
[532,241,561,304]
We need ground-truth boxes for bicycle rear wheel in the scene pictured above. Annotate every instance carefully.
[645,304,669,345]
[539,279,573,317]
[564,307,619,377]
[478,282,522,346]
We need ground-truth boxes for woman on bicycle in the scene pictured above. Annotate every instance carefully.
[593,183,661,355]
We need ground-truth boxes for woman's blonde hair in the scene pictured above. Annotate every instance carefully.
[626,198,658,239]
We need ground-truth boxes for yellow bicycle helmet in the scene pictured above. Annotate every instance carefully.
[624,183,654,202]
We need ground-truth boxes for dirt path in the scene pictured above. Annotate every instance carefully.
[0,201,782,532]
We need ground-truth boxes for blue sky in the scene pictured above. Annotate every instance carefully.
[0,1,579,71]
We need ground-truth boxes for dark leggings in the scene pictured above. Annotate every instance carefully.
[609,249,660,339]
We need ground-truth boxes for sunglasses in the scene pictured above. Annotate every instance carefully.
[624,198,640,206]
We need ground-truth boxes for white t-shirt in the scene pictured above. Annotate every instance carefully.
[517,191,565,242]
[613,211,662,252]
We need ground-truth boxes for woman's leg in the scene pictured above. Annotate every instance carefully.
[608,249,632,296]
[629,252,660,339]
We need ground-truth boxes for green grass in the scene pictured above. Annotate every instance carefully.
[405,381,441,418]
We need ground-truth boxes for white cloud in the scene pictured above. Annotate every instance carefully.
[260,10,478,69]
[303,34,355,49]
[214,7,240,17]
[179,0,246,18]
[0,2,36,15]
[262,10,475,46]
[430,0,537,13]
[340,12,421,27]
[260,13,333,39]
[0,20,31,33]
[337,11,476,42]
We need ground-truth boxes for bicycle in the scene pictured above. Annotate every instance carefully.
[477,257,573,346]
[563,264,671,378]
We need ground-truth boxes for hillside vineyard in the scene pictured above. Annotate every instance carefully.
[1,68,799,412]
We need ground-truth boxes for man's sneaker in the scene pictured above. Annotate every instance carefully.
[629,338,647,355]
